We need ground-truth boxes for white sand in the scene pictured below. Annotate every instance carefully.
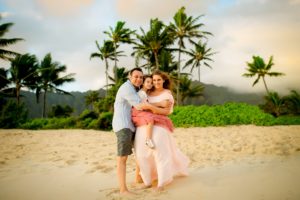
[0,125,300,200]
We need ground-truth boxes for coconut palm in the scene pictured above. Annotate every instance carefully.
[159,50,177,74]
[8,54,38,105]
[168,7,212,105]
[183,39,215,82]
[0,67,9,90]
[134,18,174,70]
[85,91,100,111]
[263,92,284,117]
[283,90,300,115]
[90,40,123,95]
[0,18,23,61]
[36,53,75,118]
[132,46,154,73]
[179,75,204,105]
[108,67,129,87]
[243,56,285,94]
[103,21,135,78]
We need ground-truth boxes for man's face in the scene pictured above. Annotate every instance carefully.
[129,70,143,88]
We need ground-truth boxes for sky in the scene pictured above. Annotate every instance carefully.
[0,0,299,94]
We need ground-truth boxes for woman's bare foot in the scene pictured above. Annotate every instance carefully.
[138,184,152,190]
[135,174,143,184]
[153,186,164,193]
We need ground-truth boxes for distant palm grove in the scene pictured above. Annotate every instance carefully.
[0,8,299,129]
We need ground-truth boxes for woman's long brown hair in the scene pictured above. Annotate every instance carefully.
[151,70,172,90]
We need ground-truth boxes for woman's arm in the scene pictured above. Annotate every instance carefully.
[141,103,172,115]
[151,99,171,108]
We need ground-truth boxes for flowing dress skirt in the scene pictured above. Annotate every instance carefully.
[134,125,189,187]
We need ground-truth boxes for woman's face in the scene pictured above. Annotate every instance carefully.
[143,77,153,90]
[152,74,164,90]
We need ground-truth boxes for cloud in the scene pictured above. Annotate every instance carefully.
[116,0,216,25]
[1,0,299,93]
[194,0,300,93]
[36,0,94,16]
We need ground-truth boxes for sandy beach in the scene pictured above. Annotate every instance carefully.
[0,125,300,200]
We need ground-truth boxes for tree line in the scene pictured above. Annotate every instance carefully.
[0,16,75,127]
[0,7,299,129]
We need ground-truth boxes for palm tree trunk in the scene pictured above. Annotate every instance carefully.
[177,45,182,106]
[147,58,151,74]
[16,83,21,105]
[198,65,201,82]
[262,76,270,94]
[154,52,159,70]
[42,90,47,118]
[104,58,109,97]
[113,42,117,82]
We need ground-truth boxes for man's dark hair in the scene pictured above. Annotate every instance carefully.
[129,67,143,75]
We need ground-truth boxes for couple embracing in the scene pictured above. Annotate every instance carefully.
[112,67,189,195]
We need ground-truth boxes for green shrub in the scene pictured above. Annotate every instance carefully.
[21,117,76,129]
[48,105,73,118]
[43,117,76,129]
[21,118,49,129]
[272,115,300,125]
[79,109,98,120]
[93,112,113,130]
[76,117,94,129]
[170,103,275,127]
[20,103,300,130]
[0,101,28,128]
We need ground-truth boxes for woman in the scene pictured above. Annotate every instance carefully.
[134,70,189,191]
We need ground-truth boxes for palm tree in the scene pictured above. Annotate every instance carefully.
[159,50,177,74]
[0,67,9,91]
[179,75,204,105]
[0,17,23,61]
[90,40,123,96]
[134,18,174,70]
[263,92,284,117]
[103,21,135,78]
[283,90,300,115]
[108,67,129,87]
[85,91,100,110]
[183,39,215,82]
[243,56,285,94]
[168,7,211,105]
[36,53,75,118]
[8,53,38,105]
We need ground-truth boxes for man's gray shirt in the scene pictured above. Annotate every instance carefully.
[112,80,141,132]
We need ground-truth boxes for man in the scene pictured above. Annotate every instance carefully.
[112,67,170,195]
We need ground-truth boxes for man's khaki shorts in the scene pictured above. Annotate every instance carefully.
[115,128,135,156]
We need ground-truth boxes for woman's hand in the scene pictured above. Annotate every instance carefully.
[137,102,172,115]
[152,99,172,108]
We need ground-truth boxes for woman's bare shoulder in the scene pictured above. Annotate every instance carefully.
[149,89,173,97]
[164,89,172,94]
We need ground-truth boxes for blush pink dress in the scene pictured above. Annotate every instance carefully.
[134,90,189,187]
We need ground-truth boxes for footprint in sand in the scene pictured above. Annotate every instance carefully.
[65,160,77,165]
[99,187,165,200]
[86,164,113,173]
